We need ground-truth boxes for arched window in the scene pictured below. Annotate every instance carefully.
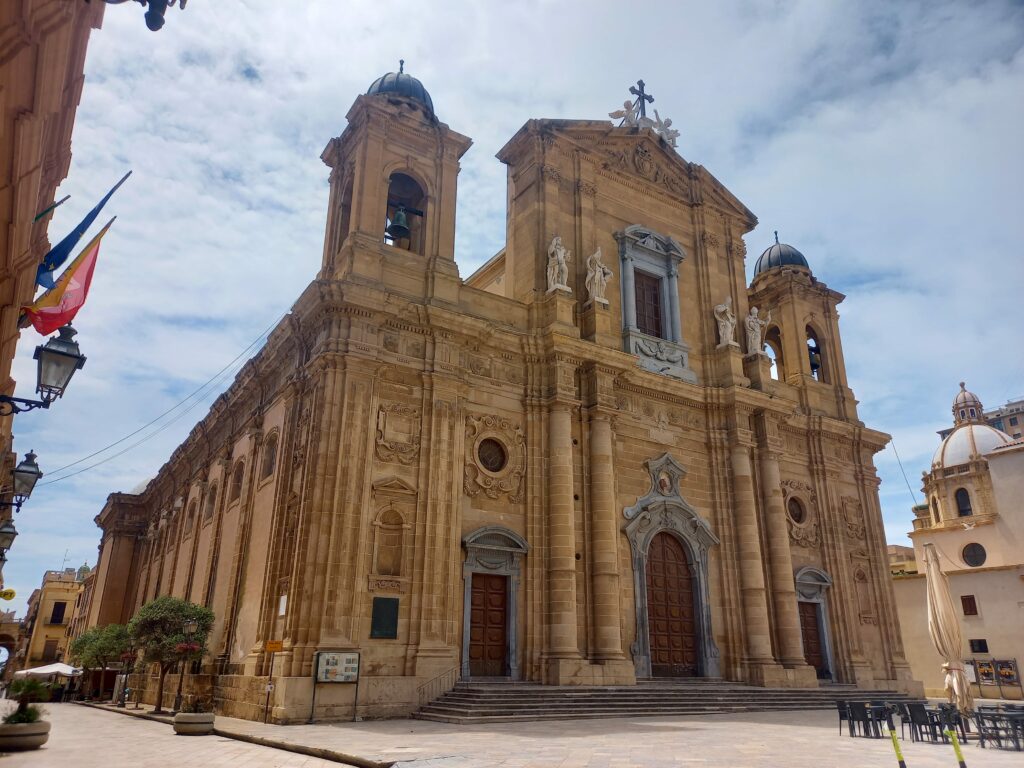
[184,500,198,533]
[260,432,279,481]
[765,326,784,380]
[383,172,426,254]
[373,508,406,577]
[203,483,218,521]
[806,326,827,382]
[931,498,940,525]
[229,461,245,504]
[954,488,972,517]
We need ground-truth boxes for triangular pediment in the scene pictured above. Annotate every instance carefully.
[371,476,417,495]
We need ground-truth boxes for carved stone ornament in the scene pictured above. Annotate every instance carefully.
[782,480,820,549]
[464,414,526,502]
[841,495,866,540]
[623,452,721,680]
[375,402,421,465]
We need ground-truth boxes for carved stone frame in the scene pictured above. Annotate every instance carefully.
[794,566,836,681]
[461,526,529,679]
[624,453,720,679]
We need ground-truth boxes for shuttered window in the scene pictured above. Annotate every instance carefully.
[634,272,663,338]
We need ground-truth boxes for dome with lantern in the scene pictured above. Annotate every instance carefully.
[931,382,1013,468]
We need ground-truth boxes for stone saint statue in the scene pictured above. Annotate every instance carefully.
[713,296,736,347]
[744,306,771,354]
[546,236,571,293]
[584,247,613,304]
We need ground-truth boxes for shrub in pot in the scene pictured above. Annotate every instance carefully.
[173,695,214,736]
[0,678,51,751]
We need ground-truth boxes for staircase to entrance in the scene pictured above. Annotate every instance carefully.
[416,679,914,724]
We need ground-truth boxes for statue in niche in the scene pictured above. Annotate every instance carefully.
[584,247,613,305]
[745,306,771,354]
[713,296,737,347]
[657,471,672,495]
[546,236,571,293]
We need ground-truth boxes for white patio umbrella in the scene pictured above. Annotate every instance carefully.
[923,543,974,713]
[13,662,82,678]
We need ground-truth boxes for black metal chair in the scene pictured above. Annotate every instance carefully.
[835,700,852,736]
[973,710,1012,749]
[907,702,941,742]
[936,703,968,743]
[847,701,881,738]
[893,702,911,740]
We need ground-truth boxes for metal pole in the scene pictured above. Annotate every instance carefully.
[885,728,907,768]
[263,651,275,724]
[352,668,360,723]
[945,729,968,768]
[307,651,319,724]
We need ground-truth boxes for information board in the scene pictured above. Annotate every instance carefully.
[996,659,1020,686]
[976,659,996,685]
[316,651,360,683]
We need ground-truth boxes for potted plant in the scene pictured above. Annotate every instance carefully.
[173,695,214,736]
[0,678,51,750]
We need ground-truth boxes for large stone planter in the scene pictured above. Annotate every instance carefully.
[0,720,51,750]
[173,712,214,735]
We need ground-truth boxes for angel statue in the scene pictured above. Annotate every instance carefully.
[546,236,571,293]
[653,110,680,148]
[744,306,771,354]
[609,99,638,127]
[713,296,736,347]
[585,247,613,304]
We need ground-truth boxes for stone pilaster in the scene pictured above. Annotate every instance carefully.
[587,411,623,660]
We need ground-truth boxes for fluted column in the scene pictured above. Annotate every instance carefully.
[730,443,775,666]
[547,402,580,659]
[760,451,809,667]
[588,412,623,659]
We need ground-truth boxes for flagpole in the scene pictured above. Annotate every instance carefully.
[34,195,71,223]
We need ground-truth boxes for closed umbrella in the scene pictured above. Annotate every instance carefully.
[923,543,974,712]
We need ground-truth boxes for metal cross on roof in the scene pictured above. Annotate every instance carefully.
[629,80,654,118]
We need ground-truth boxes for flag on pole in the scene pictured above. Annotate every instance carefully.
[33,195,70,223]
[36,171,130,289]
[21,218,114,336]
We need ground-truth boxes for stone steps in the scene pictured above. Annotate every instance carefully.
[415,680,914,724]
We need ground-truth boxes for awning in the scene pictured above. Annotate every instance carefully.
[13,662,82,678]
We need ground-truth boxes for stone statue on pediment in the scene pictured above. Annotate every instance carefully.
[609,99,639,127]
[745,306,771,354]
[546,236,571,293]
[653,110,679,148]
[713,296,737,347]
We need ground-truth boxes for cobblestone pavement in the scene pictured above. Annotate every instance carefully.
[214,708,1024,767]
[5,703,343,768]
[7,704,1024,767]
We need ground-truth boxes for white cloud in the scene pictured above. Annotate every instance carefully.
[5,0,1023,612]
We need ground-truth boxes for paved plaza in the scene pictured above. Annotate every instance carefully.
[7,702,1023,768]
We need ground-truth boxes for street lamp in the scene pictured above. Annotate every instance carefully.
[88,0,189,32]
[172,618,200,713]
[0,325,86,416]
[0,451,43,513]
[0,519,17,550]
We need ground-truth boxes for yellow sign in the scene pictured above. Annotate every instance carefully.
[0,589,15,601]
[264,640,283,653]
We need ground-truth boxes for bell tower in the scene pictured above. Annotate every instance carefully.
[319,63,472,301]
[747,234,858,421]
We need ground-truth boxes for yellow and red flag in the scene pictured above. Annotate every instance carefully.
[21,218,113,335]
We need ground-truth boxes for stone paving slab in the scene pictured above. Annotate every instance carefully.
[211,708,1024,767]
[4,703,345,768]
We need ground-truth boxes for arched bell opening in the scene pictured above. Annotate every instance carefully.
[765,326,784,380]
[805,325,828,383]
[384,172,426,254]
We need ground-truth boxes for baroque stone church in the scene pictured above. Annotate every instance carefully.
[82,67,919,721]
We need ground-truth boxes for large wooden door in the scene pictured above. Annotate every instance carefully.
[469,573,508,677]
[646,532,698,677]
[798,601,827,676]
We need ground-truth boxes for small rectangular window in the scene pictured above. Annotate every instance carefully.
[969,638,989,653]
[49,601,67,624]
[961,595,978,616]
[370,597,399,639]
[1010,416,1019,426]
[42,639,59,662]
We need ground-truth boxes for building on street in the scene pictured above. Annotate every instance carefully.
[79,69,919,721]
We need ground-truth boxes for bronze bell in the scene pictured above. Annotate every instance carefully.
[385,207,411,240]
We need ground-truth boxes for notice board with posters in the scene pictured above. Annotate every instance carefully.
[315,651,360,683]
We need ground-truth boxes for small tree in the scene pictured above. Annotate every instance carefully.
[128,596,214,714]
[3,678,49,724]
[69,624,131,699]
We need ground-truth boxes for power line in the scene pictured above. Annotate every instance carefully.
[889,436,920,507]
[39,313,285,486]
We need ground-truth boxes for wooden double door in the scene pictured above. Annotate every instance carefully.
[646,532,699,677]
[469,573,508,677]
[798,600,829,678]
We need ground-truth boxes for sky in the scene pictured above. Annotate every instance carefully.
[4,0,1023,617]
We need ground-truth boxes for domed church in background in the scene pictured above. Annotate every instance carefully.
[74,65,922,722]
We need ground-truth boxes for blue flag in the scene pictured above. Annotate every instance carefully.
[36,171,131,289]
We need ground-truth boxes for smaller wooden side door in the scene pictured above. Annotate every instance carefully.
[469,573,508,677]
[798,601,826,676]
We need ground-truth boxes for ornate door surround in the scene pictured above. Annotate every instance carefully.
[461,526,529,679]
[794,566,836,681]
[624,453,720,679]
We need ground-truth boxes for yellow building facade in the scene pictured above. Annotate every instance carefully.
[18,568,82,669]
[85,70,918,721]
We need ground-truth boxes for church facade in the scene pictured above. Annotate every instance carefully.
[84,70,919,721]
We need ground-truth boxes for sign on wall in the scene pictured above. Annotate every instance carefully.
[996,659,1020,686]
[316,651,360,683]
[963,660,977,684]
[976,660,997,685]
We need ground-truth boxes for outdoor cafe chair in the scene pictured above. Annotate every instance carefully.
[906,702,941,743]
[835,700,852,736]
[973,710,1013,749]
[847,701,881,738]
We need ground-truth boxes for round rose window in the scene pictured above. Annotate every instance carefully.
[787,497,806,524]
[478,438,508,473]
[962,543,986,568]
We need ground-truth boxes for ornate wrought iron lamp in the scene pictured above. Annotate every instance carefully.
[88,0,188,32]
[0,451,43,513]
[0,325,86,416]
